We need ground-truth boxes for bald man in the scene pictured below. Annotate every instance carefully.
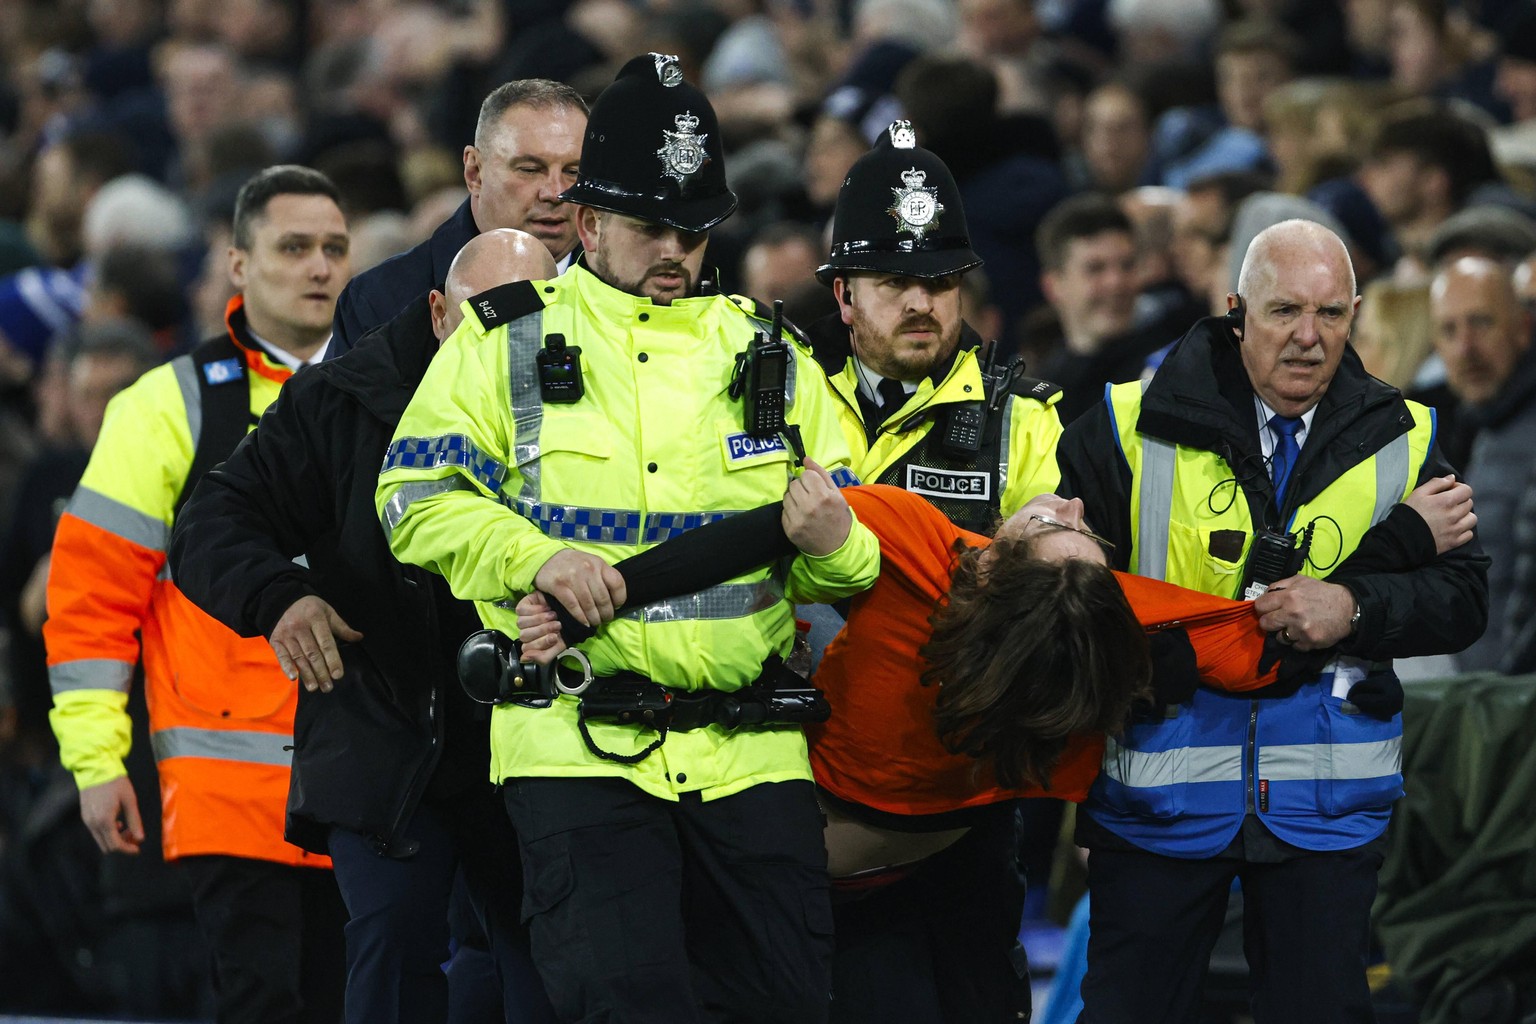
[1059,220,1488,1023]
[168,229,560,1024]
[1431,257,1536,672]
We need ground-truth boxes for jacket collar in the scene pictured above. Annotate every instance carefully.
[223,295,295,385]
[315,293,435,422]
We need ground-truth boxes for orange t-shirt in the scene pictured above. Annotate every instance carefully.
[808,485,1279,817]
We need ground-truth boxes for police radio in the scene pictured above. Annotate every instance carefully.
[537,333,584,403]
[937,340,1019,459]
[1240,521,1313,601]
[731,299,790,437]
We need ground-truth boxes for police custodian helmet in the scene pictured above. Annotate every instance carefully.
[816,120,981,284]
[559,53,738,234]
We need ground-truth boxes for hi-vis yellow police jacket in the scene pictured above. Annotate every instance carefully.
[376,264,881,801]
[808,319,1064,531]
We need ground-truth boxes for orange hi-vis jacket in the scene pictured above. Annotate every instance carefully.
[45,297,328,867]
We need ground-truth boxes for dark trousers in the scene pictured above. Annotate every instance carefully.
[327,787,555,1024]
[179,855,348,1024]
[504,777,834,1024]
[1077,842,1384,1024]
[829,802,1029,1024]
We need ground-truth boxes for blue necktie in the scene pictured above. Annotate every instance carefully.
[1268,414,1303,505]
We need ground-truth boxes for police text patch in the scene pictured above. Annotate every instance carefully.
[724,432,788,463]
[906,465,990,501]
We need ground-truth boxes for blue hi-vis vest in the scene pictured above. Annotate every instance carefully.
[1085,381,1434,858]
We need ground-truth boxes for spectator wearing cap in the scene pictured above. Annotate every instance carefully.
[376,53,879,1023]
[802,118,1064,1021]
[1430,257,1536,673]
[328,79,587,358]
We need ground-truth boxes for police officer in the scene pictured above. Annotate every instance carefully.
[1058,219,1488,1023]
[805,122,1066,1024]
[810,119,1064,533]
[375,54,879,1024]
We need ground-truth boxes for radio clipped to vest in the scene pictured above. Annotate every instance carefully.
[937,339,1023,460]
[731,299,805,463]
[1240,520,1313,600]
[538,332,584,403]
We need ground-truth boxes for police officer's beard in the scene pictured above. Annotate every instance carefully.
[642,262,694,304]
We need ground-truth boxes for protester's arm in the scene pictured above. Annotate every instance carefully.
[1263,448,1489,659]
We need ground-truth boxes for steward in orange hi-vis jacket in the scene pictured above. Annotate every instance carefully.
[45,166,351,1024]
[45,293,322,866]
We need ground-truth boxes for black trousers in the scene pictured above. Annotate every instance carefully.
[179,855,348,1024]
[1077,841,1384,1024]
[829,802,1029,1024]
[504,777,834,1024]
[327,787,555,1024]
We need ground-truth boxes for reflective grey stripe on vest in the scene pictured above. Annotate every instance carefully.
[996,394,1015,498]
[382,477,477,541]
[1371,433,1411,526]
[67,486,169,552]
[171,353,202,451]
[619,578,784,624]
[508,312,546,502]
[151,727,293,766]
[1137,436,1177,580]
[1258,738,1402,782]
[49,658,134,694]
[1101,735,1244,788]
[1136,424,1413,577]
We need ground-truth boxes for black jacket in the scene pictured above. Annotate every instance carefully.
[168,297,488,855]
[328,198,478,359]
[1057,316,1489,661]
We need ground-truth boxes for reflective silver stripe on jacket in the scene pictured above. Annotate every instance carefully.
[382,477,477,540]
[151,727,294,766]
[1258,738,1402,781]
[996,394,1015,499]
[507,312,546,502]
[1101,734,1245,788]
[171,354,202,450]
[1371,434,1410,526]
[1137,436,1176,580]
[67,486,170,552]
[49,658,135,695]
[619,578,784,624]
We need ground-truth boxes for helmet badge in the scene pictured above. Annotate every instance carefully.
[658,111,708,186]
[888,120,917,149]
[888,166,943,241]
[652,52,684,87]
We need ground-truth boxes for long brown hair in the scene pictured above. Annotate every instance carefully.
[919,538,1152,789]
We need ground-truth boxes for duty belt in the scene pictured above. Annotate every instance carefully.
[456,630,829,765]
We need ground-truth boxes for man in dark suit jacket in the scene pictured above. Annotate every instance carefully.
[328,79,587,358]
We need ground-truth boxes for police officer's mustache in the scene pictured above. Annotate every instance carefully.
[898,315,942,335]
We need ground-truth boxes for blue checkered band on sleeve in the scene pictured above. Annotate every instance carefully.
[381,435,508,492]
[830,468,861,488]
[508,500,737,545]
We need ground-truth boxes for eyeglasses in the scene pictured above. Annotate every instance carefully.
[1027,513,1115,552]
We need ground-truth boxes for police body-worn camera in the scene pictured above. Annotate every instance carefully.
[538,333,584,403]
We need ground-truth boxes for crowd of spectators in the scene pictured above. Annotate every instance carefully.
[1,0,1535,1017]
